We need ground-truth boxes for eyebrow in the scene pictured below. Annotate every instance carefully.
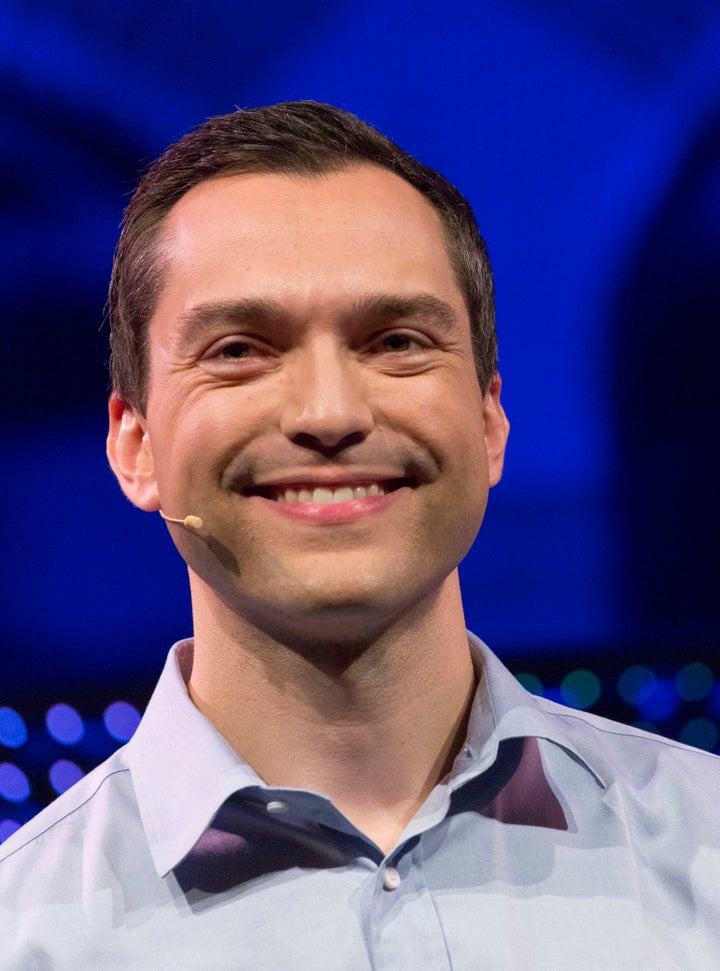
[174,292,461,344]
[175,298,289,342]
[348,294,460,332]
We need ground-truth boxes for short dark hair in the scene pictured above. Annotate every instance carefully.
[108,101,498,411]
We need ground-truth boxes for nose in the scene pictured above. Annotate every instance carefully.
[279,337,374,451]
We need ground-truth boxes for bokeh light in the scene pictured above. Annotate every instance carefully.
[675,663,714,702]
[103,701,141,742]
[678,718,719,752]
[560,670,601,710]
[0,763,31,803]
[0,708,28,749]
[46,704,85,745]
[617,665,656,706]
[637,678,680,721]
[514,673,544,696]
[49,760,84,795]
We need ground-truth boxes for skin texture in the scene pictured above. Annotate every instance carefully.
[107,165,509,850]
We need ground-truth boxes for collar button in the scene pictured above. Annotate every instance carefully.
[266,799,289,814]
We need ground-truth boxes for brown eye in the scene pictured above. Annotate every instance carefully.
[221,341,252,359]
[381,333,414,351]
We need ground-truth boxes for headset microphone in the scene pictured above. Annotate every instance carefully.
[159,511,204,530]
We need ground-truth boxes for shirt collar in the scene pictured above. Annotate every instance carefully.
[129,634,606,877]
[127,640,265,877]
[459,632,607,790]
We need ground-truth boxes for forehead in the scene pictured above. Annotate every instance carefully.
[151,165,467,333]
[162,163,446,240]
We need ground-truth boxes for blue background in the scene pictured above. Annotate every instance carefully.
[1,0,719,785]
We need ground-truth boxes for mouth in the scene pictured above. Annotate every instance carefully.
[246,480,408,505]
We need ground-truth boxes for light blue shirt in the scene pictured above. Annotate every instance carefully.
[1,635,719,969]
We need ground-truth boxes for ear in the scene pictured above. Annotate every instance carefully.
[483,374,510,488]
[106,392,161,511]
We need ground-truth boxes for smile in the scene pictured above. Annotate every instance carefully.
[275,483,387,505]
[251,479,406,525]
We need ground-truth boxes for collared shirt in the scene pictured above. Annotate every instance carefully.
[1,634,719,969]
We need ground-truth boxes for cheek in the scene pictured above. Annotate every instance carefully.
[146,406,214,496]
[434,398,491,532]
[413,378,487,472]
[408,388,489,529]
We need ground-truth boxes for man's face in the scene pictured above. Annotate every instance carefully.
[109,165,508,640]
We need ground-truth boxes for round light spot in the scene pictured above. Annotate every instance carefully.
[265,800,289,814]
[0,819,21,843]
[678,718,719,752]
[0,763,30,803]
[617,665,656,706]
[103,701,141,742]
[675,663,714,702]
[0,708,27,749]
[383,866,401,891]
[560,669,601,710]
[49,759,84,795]
[638,678,680,720]
[515,672,544,696]
[46,704,84,745]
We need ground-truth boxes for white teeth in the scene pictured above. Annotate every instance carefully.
[276,483,387,504]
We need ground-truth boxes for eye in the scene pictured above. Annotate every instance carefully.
[373,330,429,354]
[362,327,439,374]
[201,336,267,362]
[219,340,254,359]
[380,332,415,352]
[199,335,278,378]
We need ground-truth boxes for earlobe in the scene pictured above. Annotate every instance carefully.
[106,393,161,511]
[483,374,510,488]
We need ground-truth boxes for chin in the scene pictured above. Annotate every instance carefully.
[245,568,445,649]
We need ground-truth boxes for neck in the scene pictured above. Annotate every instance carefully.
[187,573,478,853]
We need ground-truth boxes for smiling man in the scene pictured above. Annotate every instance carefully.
[1,103,719,968]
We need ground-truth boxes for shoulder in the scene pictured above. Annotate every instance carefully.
[536,694,720,798]
[471,632,720,806]
[0,745,168,961]
[0,744,136,877]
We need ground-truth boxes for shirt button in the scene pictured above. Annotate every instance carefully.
[266,800,289,814]
[383,866,401,891]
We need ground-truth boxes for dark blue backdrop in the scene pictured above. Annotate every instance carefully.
[2,2,719,713]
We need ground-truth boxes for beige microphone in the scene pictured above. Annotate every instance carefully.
[159,511,204,530]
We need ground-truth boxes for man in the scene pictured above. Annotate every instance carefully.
[1,102,718,968]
